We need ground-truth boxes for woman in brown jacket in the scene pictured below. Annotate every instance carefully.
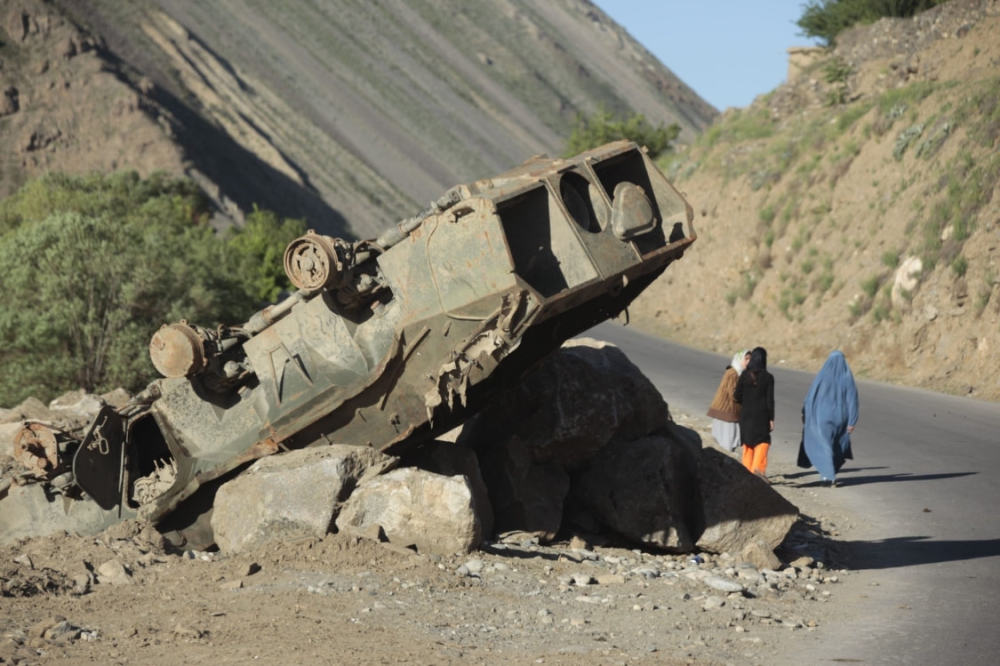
[707,350,749,452]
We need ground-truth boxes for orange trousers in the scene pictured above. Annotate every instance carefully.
[741,443,770,476]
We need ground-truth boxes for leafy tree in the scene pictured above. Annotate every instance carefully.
[797,0,945,46]
[565,109,680,159]
[225,207,306,304]
[0,172,304,405]
[0,170,207,237]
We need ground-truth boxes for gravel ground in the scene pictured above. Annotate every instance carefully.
[0,412,866,665]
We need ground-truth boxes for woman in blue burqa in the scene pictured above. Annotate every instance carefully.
[798,351,859,486]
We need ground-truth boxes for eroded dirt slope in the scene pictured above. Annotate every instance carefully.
[634,0,1000,400]
[1,0,716,237]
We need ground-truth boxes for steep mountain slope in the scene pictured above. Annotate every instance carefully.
[631,0,1000,400]
[0,0,715,238]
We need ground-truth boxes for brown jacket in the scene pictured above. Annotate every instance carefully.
[706,367,741,422]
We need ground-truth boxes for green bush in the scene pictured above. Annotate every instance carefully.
[758,204,777,226]
[0,172,304,405]
[797,0,945,46]
[565,109,680,159]
[225,207,306,303]
[861,274,881,298]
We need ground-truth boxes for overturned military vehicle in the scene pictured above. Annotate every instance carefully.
[1,141,695,544]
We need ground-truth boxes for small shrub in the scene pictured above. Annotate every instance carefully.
[836,102,872,132]
[872,300,891,322]
[759,204,777,226]
[952,255,968,277]
[861,275,881,298]
[915,120,952,159]
[797,0,946,46]
[893,123,925,160]
[881,250,900,268]
[565,109,680,158]
[848,296,870,320]
[814,271,834,293]
[824,57,853,106]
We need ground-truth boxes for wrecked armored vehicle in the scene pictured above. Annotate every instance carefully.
[1,140,695,544]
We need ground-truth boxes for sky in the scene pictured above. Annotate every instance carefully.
[592,1,822,111]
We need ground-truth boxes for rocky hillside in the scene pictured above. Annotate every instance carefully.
[0,0,715,238]
[631,0,1000,401]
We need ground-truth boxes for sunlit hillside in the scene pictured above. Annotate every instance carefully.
[633,0,1000,400]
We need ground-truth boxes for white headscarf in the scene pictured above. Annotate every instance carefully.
[731,350,749,375]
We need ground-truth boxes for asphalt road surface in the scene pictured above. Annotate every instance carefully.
[588,321,1000,665]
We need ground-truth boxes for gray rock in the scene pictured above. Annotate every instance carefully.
[458,338,671,542]
[456,558,484,577]
[460,338,671,466]
[630,566,661,579]
[741,538,783,571]
[70,573,91,596]
[702,595,726,610]
[702,575,744,593]
[336,467,482,555]
[211,445,396,553]
[400,440,494,540]
[0,422,24,458]
[695,447,798,558]
[462,558,484,575]
[43,620,82,643]
[97,559,132,585]
[467,438,568,543]
[570,434,700,552]
[48,390,103,420]
[0,397,54,424]
[0,482,125,545]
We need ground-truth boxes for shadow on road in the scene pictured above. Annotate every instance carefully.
[780,466,889,481]
[845,535,1000,569]
[793,469,976,488]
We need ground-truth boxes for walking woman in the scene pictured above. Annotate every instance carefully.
[798,350,859,487]
[707,350,750,452]
[734,347,774,479]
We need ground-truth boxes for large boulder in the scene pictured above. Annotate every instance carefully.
[211,445,395,553]
[47,389,103,421]
[474,438,569,542]
[398,440,494,541]
[570,434,702,552]
[458,337,671,541]
[335,468,482,555]
[695,447,799,565]
[459,338,670,467]
[0,482,124,544]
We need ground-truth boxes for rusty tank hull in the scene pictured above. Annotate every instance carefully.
[1,140,695,544]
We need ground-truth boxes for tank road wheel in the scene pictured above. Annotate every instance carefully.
[284,232,343,292]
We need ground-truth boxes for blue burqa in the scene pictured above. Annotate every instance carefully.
[798,351,859,481]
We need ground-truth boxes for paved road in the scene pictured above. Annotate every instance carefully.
[588,321,1000,664]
